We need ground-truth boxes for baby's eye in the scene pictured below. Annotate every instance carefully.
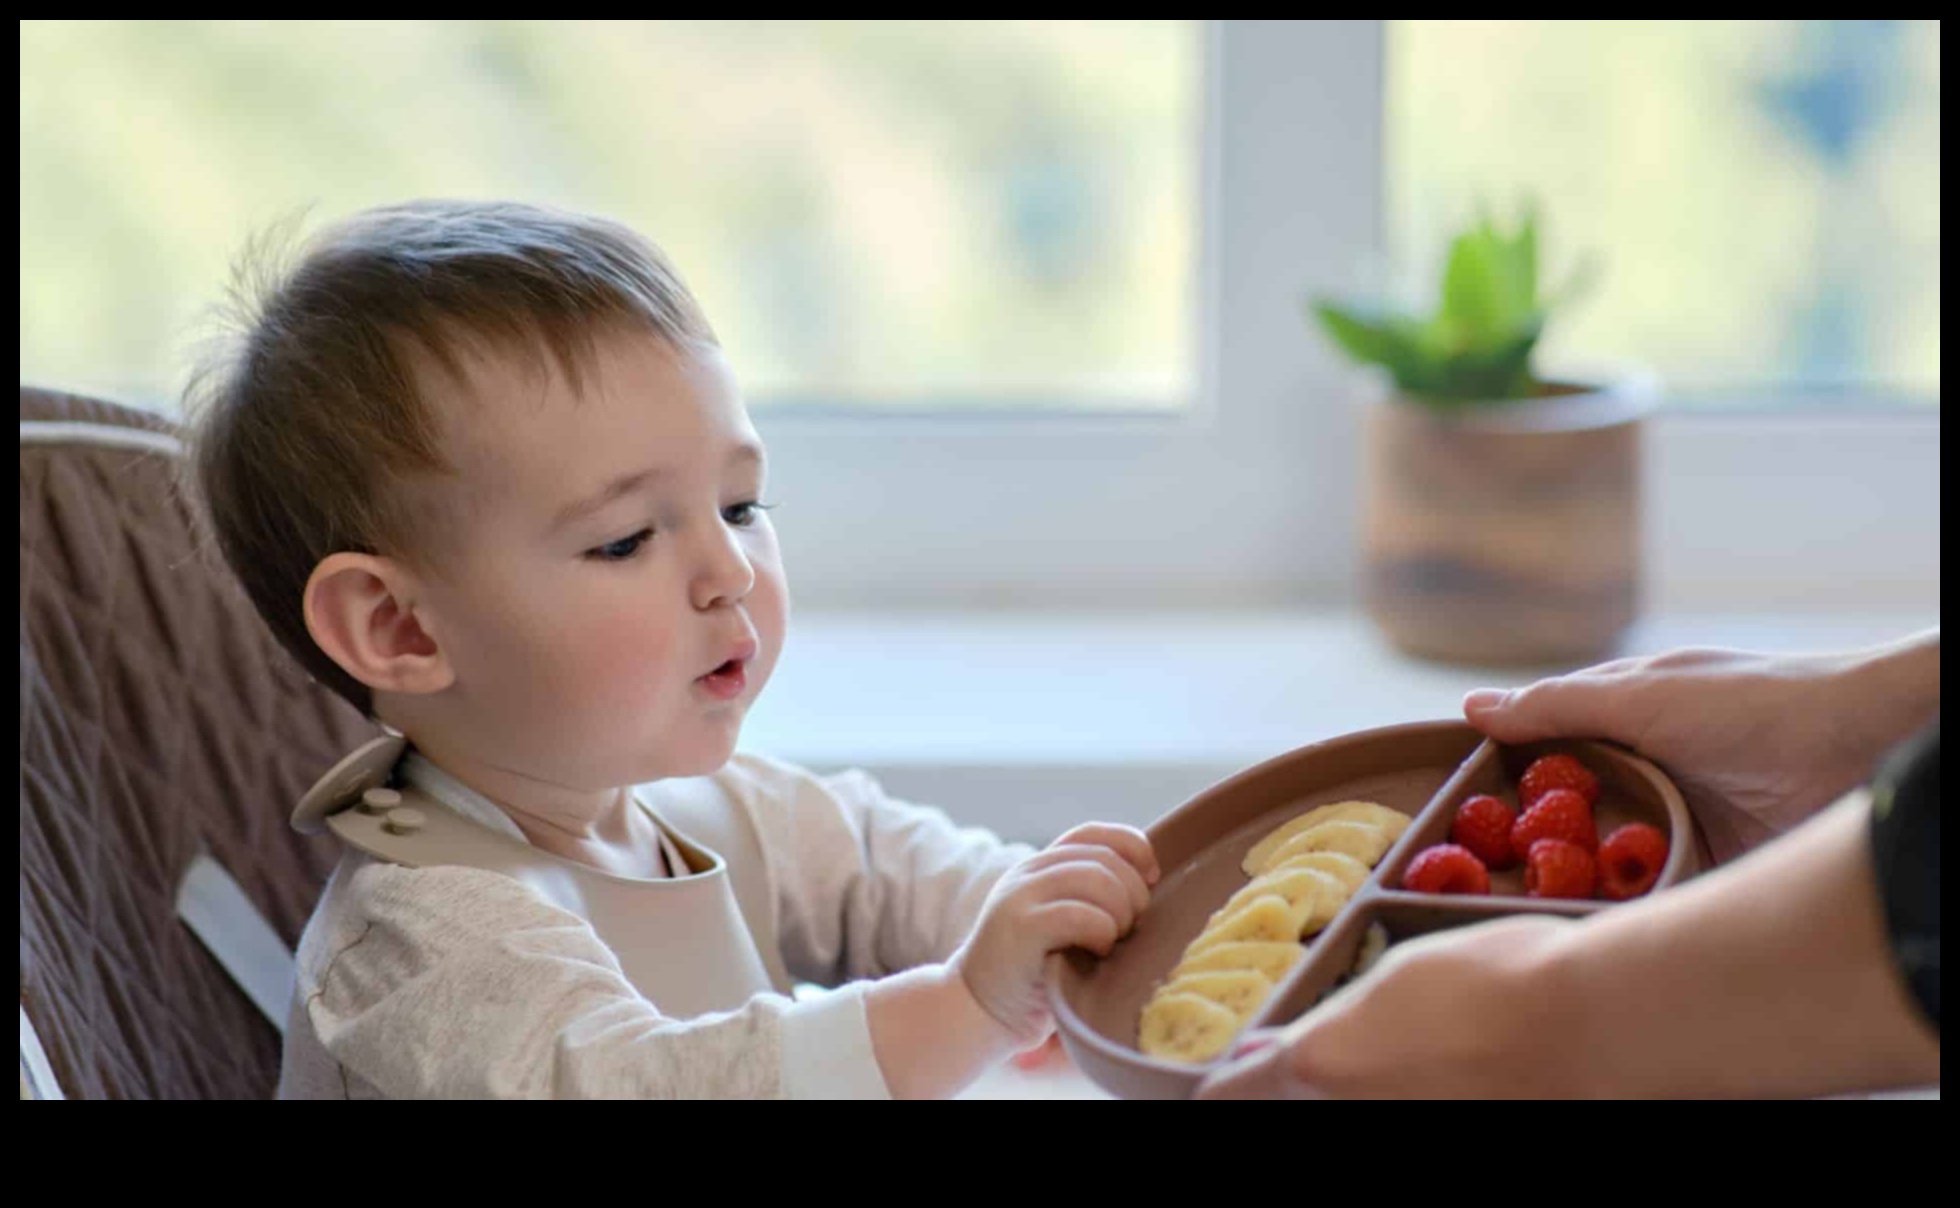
[587,528,654,562]
[723,501,776,528]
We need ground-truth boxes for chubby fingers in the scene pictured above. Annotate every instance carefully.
[1022,841,1153,919]
[1050,822,1160,888]
[1026,899,1124,957]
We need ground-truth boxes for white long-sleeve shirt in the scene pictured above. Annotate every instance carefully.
[277,752,1033,1099]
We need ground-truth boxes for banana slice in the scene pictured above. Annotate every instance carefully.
[1185,893,1312,956]
[1139,992,1242,1063]
[1137,801,1412,1063]
[1243,801,1411,875]
[1352,922,1391,979]
[1221,866,1325,916]
[1170,940,1305,984]
[1221,866,1348,937]
[1265,850,1372,896]
[1259,820,1394,875]
[1159,970,1276,1022]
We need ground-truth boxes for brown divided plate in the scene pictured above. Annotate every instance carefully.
[1048,720,1699,1099]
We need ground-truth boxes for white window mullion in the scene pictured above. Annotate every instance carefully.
[758,20,1387,609]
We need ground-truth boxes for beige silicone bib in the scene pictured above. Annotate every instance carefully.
[293,736,774,1018]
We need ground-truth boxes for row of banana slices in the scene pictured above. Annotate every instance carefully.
[1137,801,1411,1063]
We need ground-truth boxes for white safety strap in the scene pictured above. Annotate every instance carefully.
[20,1004,64,1101]
[19,418,184,457]
[175,855,296,1034]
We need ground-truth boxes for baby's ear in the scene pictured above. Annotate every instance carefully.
[303,552,453,697]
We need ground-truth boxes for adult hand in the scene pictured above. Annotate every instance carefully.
[1198,788,1941,1100]
[1462,633,1938,862]
[1198,915,1578,1099]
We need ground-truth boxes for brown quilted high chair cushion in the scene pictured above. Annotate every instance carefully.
[19,386,381,1098]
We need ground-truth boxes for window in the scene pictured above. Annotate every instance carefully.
[1391,20,1941,405]
[18,20,1201,412]
[18,22,1938,613]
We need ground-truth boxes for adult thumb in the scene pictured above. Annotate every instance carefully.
[1196,1042,1323,1100]
[1463,675,1629,746]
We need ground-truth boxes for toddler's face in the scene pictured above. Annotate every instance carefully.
[399,331,786,790]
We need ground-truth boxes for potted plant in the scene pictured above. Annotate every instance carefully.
[1312,207,1652,665]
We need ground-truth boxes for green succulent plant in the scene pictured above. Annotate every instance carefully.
[1311,206,1596,404]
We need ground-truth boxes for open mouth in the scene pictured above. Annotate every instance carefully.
[696,656,749,700]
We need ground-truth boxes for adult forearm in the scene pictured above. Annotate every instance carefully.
[1553,790,1939,1097]
[1837,629,1941,770]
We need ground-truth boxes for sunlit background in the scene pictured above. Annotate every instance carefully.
[1392,20,1941,403]
[19,20,1201,410]
[18,20,1941,411]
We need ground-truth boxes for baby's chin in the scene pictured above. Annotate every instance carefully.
[631,727,744,784]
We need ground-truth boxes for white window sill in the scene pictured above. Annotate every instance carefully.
[741,609,1936,845]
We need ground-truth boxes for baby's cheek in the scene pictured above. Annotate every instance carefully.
[746,554,791,689]
[549,605,684,716]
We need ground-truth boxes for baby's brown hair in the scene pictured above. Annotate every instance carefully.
[180,199,716,717]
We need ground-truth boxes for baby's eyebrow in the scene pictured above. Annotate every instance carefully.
[549,466,663,534]
[548,441,765,534]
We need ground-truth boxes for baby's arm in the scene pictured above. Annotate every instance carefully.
[731,758,1034,983]
[861,821,1160,1098]
[721,757,1157,1097]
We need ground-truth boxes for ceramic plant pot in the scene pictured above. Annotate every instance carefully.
[1360,377,1655,665]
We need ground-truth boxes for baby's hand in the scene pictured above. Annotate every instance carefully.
[952,823,1160,1047]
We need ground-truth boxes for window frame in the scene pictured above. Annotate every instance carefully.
[756,20,1940,614]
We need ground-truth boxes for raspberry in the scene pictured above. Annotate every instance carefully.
[1598,823,1670,901]
[1402,844,1491,895]
[1511,788,1598,862]
[1450,794,1520,869]
[1519,754,1601,810]
[1524,839,1596,900]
